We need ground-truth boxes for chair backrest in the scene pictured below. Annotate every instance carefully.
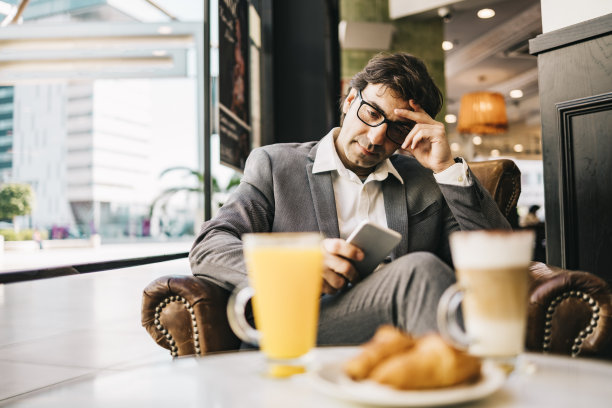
[468,159,521,228]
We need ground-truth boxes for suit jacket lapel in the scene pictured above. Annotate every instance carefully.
[306,163,339,239]
[306,144,339,239]
[383,177,409,258]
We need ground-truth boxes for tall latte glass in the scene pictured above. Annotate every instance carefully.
[438,230,534,365]
[227,232,324,378]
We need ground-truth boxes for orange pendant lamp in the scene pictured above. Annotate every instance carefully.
[457,91,508,134]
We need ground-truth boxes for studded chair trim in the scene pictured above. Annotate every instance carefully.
[527,263,612,359]
[542,290,600,357]
[154,296,200,357]
[142,274,241,356]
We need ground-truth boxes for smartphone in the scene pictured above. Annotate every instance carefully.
[346,220,402,278]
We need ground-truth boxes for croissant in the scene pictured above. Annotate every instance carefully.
[343,325,415,381]
[368,333,481,390]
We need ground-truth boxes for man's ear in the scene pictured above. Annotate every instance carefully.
[342,89,357,114]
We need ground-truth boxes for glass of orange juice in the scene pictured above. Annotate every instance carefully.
[227,232,324,378]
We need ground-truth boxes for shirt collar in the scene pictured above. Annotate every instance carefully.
[313,128,404,184]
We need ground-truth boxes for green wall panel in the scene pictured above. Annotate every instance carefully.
[340,1,446,120]
[341,0,389,22]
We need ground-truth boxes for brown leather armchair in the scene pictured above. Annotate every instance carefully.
[142,159,612,359]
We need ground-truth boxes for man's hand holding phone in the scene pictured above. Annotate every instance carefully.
[321,238,364,295]
[321,222,401,295]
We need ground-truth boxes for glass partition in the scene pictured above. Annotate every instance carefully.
[0,0,206,274]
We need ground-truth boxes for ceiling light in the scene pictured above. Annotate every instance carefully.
[472,136,482,145]
[158,25,173,35]
[513,144,524,153]
[451,142,461,151]
[457,92,508,134]
[437,7,452,22]
[490,149,500,157]
[509,89,523,99]
[445,114,457,123]
[152,50,167,57]
[442,41,454,51]
[477,8,495,19]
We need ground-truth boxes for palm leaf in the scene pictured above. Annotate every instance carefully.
[149,186,202,218]
[159,166,205,184]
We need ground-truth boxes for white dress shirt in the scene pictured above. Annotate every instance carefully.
[312,129,470,239]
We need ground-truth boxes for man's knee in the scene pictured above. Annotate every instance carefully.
[383,252,454,284]
[395,251,450,269]
[378,252,456,333]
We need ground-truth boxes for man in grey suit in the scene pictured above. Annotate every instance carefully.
[190,52,510,344]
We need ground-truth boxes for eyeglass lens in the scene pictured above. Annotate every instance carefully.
[357,102,414,144]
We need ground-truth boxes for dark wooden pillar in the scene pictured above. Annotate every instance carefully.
[260,0,340,145]
[530,14,612,283]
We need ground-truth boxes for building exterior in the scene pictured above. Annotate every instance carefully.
[1,0,198,238]
[0,86,14,183]
[11,83,73,231]
[9,80,154,236]
[66,80,154,237]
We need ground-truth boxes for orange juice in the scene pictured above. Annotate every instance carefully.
[244,243,323,360]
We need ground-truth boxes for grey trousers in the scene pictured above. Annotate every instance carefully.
[316,251,455,345]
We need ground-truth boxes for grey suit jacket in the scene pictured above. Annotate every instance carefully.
[190,139,510,290]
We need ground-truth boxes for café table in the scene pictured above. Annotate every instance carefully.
[2,347,611,407]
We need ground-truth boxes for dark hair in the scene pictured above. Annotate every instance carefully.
[341,52,443,120]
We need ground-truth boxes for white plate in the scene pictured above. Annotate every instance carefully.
[309,360,506,407]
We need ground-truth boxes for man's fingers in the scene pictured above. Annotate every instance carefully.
[324,253,359,283]
[394,108,429,124]
[401,124,446,150]
[320,238,363,294]
[322,268,347,290]
[323,238,364,261]
[322,280,339,295]
[394,100,435,125]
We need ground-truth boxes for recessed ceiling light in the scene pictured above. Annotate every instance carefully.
[513,144,524,153]
[509,89,524,99]
[477,8,495,19]
[490,149,500,157]
[445,114,457,123]
[152,50,168,57]
[451,142,461,151]
[472,136,482,145]
[158,25,173,35]
[442,41,454,51]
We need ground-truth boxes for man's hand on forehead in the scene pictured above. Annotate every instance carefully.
[393,101,455,174]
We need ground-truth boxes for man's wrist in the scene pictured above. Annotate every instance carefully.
[433,158,458,174]
[433,157,471,186]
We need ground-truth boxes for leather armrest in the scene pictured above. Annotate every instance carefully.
[468,159,521,227]
[143,263,612,359]
[141,275,240,356]
[527,262,612,359]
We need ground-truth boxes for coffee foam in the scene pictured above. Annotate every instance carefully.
[450,230,534,269]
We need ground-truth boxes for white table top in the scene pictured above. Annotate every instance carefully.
[3,347,612,407]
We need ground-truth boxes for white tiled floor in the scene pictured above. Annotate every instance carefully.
[0,258,189,403]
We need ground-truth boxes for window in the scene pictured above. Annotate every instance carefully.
[0,1,208,271]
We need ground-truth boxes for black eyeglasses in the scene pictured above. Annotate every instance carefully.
[355,90,415,144]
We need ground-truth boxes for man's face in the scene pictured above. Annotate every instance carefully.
[335,84,411,177]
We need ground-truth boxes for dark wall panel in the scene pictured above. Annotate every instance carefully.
[271,0,340,144]
[573,109,612,274]
[559,96,612,276]
[530,14,612,283]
